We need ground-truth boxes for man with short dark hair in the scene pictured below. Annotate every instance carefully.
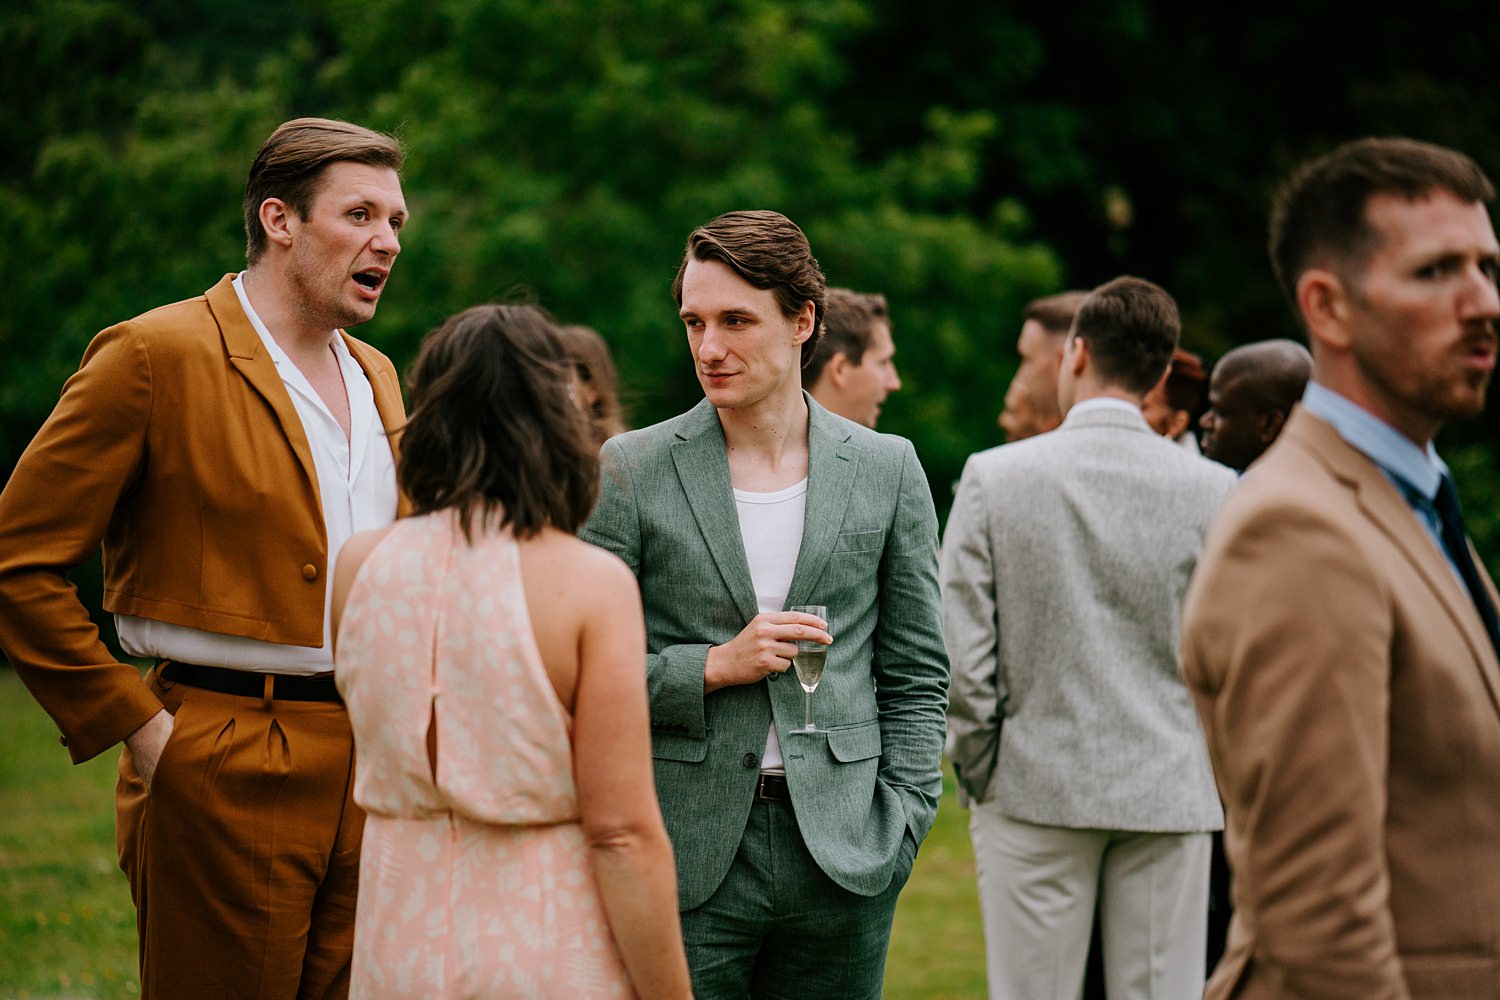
[944,276,1235,999]
[806,287,902,428]
[1197,339,1313,471]
[0,117,409,996]
[583,210,948,998]
[1183,137,1500,999]
[998,290,1088,441]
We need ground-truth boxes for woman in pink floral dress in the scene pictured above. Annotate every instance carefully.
[331,304,691,999]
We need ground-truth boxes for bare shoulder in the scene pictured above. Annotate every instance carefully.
[533,529,638,596]
[331,522,400,648]
[336,524,399,581]
[332,524,399,607]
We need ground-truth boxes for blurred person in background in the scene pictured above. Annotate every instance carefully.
[945,276,1234,1000]
[998,291,1089,442]
[1142,347,1209,453]
[558,323,630,447]
[805,287,903,428]
[332,304,692,999]
[1198,339,1313,472]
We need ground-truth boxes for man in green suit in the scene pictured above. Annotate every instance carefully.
[583,210,949,998]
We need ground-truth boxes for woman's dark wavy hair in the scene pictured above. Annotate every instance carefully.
[398,304,598,541]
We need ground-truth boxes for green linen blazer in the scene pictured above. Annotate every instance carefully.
[582,395,949,910]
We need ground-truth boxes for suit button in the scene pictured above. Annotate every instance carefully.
[302,564,318,582]
[58,735,68,748]
[742,753,758,769]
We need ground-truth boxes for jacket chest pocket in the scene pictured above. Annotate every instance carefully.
[833,528,885,554]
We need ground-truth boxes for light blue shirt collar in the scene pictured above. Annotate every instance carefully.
[1300,381,1448,501]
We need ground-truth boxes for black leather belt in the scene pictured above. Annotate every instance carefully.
[160,661,343,703]
[756,772,791,802]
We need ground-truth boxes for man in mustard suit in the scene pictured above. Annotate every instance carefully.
[0,118,410,998]
[1182,137,1500,999]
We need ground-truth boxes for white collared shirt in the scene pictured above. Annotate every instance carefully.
[114,274,398,674]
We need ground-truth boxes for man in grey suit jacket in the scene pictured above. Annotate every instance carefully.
[942,276,1235,999]
[583,210,949,999]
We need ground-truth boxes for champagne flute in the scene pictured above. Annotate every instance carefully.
[790,605,829,733]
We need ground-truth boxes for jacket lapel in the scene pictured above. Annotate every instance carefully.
[206,275,323,512]
[1298,411,1500,718]
[343,333,413,517]
[671,399,760,625]
[784,396,859,609]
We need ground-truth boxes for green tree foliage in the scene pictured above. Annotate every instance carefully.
[2,0,1497,581]
[0,0,1060,510]
[831,0,1500,564]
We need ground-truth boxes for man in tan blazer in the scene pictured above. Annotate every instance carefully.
[0,118,410,998]
[1182,137,1500,1000]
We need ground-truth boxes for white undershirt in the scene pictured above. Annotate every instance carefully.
[733,477,808,774]
[114,273,399,675]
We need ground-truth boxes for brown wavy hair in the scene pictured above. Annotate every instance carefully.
[398,305,598,541]
[671,210,827,368]
[1072,276,1181,395]
[806,288,888,387]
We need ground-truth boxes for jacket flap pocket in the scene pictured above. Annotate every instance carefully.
[652,732,708,762]
[833,528,885,553]
[826,721,882,762]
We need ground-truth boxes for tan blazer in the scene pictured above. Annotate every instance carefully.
[0,275,408,763]
[1182,408,1500,1000]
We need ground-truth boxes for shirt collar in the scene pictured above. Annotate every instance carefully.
[1063,397,1142,421]
[232,272,352,370]
[1300,381,1447,500]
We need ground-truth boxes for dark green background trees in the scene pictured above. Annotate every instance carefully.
[4,0,1497,582]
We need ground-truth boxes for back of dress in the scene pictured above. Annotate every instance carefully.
[338,508,577,826]
[337,510,632,999]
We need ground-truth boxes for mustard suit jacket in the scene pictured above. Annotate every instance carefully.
[0,275,407,764]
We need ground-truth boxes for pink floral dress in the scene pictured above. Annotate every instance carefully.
[337,510,633,998]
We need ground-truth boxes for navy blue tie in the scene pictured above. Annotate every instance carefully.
[1434,475,1500,660]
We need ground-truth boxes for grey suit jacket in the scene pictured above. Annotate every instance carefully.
[582,395,949,910]
[942,404,1235,831]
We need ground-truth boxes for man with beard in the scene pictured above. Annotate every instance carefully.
[1183,137,1500,999]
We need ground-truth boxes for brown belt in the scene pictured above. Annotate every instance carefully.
[160,661,343,703]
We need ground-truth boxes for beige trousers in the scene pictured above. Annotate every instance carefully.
[969,805,1209,1000]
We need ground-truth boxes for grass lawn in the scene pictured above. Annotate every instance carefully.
[0,668,985,998]
[0,671,139,998]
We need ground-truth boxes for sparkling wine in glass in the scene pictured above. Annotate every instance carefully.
[790,605,829,733]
